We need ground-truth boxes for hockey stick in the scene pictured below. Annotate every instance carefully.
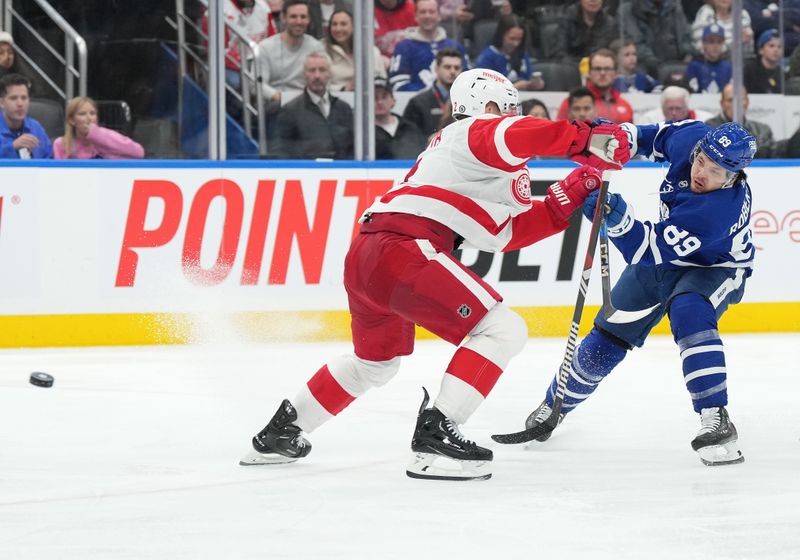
[491,177,610,445]
[598,217,615,320]
[597,190,660,325]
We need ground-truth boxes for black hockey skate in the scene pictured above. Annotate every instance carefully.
[239,399,312,466]
[406,388,492,481]
[524,400,565,442]
[691,407,744,466]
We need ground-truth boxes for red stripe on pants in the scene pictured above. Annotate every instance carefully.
[446,347,503,397]
[307,365,355,415]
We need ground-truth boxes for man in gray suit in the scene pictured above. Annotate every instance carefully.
[272,51,354,159]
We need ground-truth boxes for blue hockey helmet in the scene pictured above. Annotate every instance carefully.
[697,122,757,173]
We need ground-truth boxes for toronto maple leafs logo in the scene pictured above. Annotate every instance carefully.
[511,171,531,205]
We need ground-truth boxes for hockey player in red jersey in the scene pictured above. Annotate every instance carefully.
[240,68,631,480]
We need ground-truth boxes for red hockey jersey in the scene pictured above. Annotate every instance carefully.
[363,114,579,252]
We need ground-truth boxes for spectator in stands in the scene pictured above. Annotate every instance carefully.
[0,32,20,79]
[785,40,800,81]
[779,2,800,55]
[745,28,784,93]
[638,85,713,124]
[474,15,543,91]
[388,0,468,91]
[0,73,51,159]
[525,2,566,61]
[781,119,800,158]
[565,87,597,121]
[272,51,353,159]
[324,10,387,91]
[431,101,456,135]
[745,1,800,55]
[257,0,324,103]
[374,78,427,160]
[202,0,277,90]
[745,1,779,37]
[692,0,754,56]
[375,0,417,58]
[402,47,463,136]
[0,31,47,96]
[610,38,661,93]
[685,24,732,93]
[461,0,513,58]
[439,1,474,41]
[264,0,284,30]
[682,0,706,21]
[553,0,617,64]
[705,83,779,157]
[556,49,633,124]
[53,96,144,159]
[521,98,550,119]
[619,0,693,76]
[308,0,353,40]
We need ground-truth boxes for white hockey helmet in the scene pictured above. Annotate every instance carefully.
[450,68,520,119]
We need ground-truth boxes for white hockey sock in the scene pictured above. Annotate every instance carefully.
[292,384,334,433]
[434,374,484,425]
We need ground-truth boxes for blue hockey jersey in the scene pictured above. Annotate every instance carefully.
[685,58,732,93]
[474,45,532,83]
[388,28,468,91]
[613,120,754,274]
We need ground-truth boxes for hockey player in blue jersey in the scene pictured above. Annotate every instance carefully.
[525,120,757,466]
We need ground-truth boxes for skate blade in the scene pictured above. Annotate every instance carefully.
[697,441,745,466]
[405,452,492,481]
[238,449,298,466]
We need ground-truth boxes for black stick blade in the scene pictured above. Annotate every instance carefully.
[491,417,557,444]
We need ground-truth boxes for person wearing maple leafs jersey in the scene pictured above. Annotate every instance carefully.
[240,68,631,481]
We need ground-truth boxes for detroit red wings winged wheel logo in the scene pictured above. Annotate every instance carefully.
[511,172,531,205]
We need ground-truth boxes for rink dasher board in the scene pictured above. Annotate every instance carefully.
[0,159,796,347]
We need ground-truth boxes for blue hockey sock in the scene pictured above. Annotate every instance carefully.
[545,328,627,414]
[669,293,728,413]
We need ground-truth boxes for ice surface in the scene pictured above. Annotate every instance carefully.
[1,334,799,559]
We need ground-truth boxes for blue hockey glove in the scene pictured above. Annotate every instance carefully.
[582,191,635,237]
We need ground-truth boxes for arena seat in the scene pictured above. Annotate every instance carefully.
[96,100,134,136]
[785,76,800,95]
[28,97,64,139]
[536,61,581,92]
[658,62,689,85]
[469,19,497,59]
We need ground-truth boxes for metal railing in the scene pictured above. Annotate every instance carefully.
[170,0,267,156]
[1,0,86,100]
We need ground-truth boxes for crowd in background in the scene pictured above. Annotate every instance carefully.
[5,0,800,159]
[0,31,144,160]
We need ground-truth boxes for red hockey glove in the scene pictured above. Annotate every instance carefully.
[567,122,631,171]
[566,120,592,158]
[544,165,603,223]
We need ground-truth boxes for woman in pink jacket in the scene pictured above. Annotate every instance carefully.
[53,96,144,159]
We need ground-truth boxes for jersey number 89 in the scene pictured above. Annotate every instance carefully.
[663,225,701,256]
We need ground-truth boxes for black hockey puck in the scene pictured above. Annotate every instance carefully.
[30,372,54,388]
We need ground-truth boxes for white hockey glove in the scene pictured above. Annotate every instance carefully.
[567,120,632,171]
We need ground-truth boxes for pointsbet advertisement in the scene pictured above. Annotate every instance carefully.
[0,161,797,347]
